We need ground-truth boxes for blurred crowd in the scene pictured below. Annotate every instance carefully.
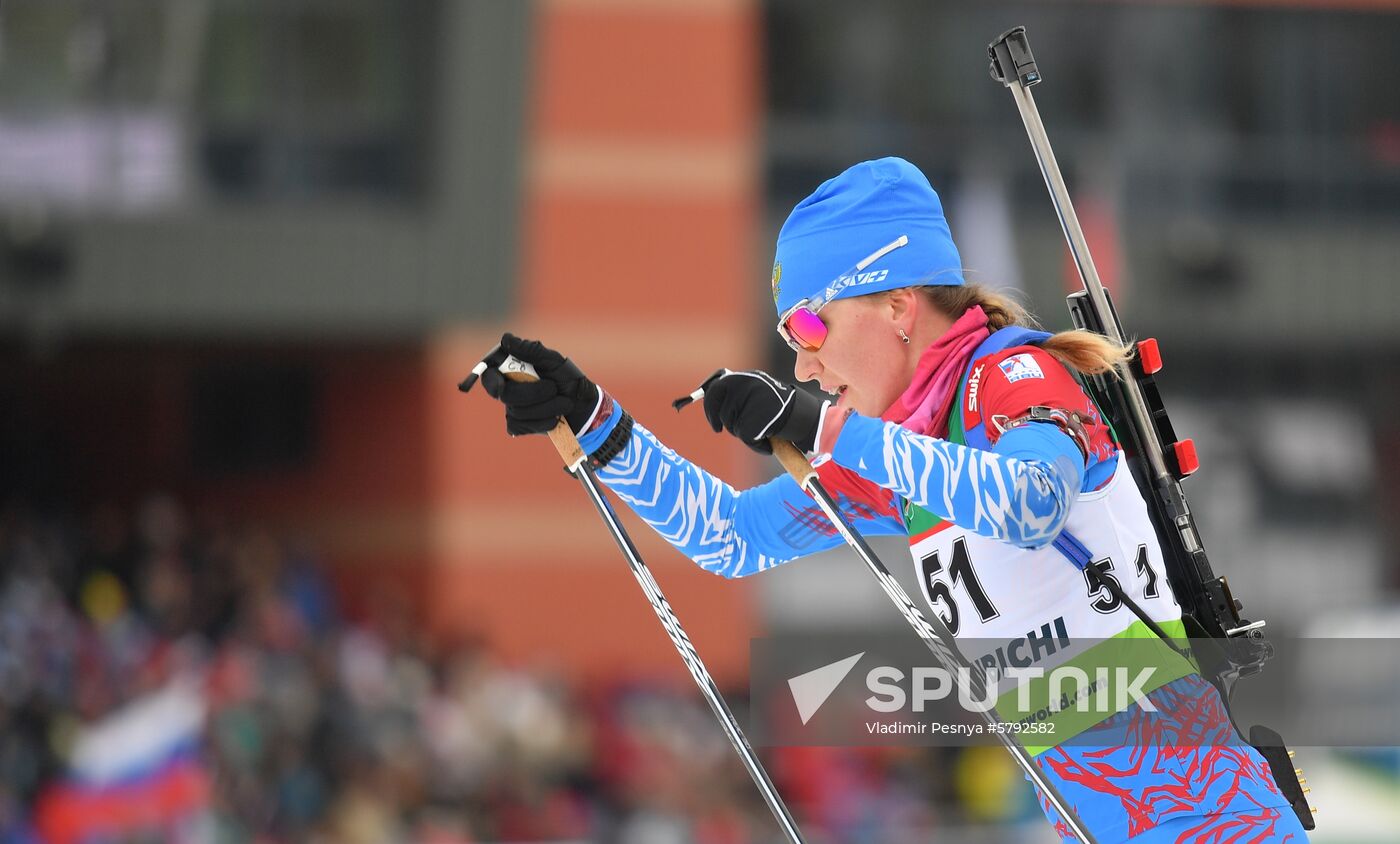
[0,497,1038,844]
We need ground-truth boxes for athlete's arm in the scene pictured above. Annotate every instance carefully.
[581,400,905,577]
[826,348,1114,549]
[831,414,1082,548]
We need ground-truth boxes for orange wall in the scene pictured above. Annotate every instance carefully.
[427,0,764,685]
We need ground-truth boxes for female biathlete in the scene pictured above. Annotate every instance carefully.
[480,157,1308,843]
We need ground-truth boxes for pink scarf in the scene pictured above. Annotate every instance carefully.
[816,306,991,455]
[881,306,991,437]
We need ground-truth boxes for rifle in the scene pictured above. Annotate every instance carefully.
[987,26,1315,831]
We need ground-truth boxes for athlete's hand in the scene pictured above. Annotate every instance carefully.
[480,333,600,436]
[699,369,827,455]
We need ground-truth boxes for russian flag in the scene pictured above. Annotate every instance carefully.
[34,678,211,844]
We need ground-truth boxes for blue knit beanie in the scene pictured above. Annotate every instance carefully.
[770,157,963,315]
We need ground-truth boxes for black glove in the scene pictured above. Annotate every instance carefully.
[699,369,827,454]
[480,333,600,436]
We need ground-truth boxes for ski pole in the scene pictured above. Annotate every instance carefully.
[766,438,1101,844]
[463,353,807,844]
[670,389,1098,843]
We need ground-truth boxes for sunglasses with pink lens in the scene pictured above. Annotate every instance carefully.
[775,235,909,352]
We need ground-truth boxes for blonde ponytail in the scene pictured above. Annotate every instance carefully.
[914,283,1131,377]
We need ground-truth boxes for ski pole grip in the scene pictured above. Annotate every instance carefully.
[501,367,589,471]
[771,439,817,488]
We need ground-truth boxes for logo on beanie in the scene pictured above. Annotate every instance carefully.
[771,262,782,303]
